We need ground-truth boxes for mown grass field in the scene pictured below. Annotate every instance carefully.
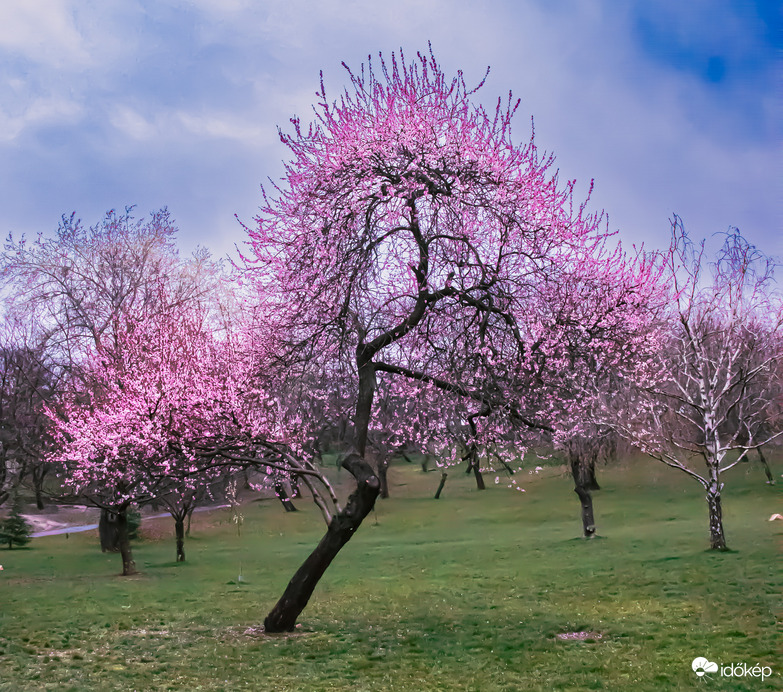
[1,458,781,691]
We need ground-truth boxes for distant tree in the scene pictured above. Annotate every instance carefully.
[3,208,230,572]
[0,495,32,549]
[604,219,783,550]
[0,324,59,510]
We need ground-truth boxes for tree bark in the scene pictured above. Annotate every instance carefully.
[706,486,728,551]
[574,486,596,538]
[757,447,775,485]
[434,472,448,499]
[263,453,380,632]
[274,482,298,512]
[116,510,137,575]
[32,466,48,510]
[99,508,137,573]
[175,516,186,562]
[377,456,389,499]
[99,509,120,553]
[470,455,485,490]
[569,448,600,537]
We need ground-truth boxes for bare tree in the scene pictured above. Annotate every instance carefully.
[605,219,783,550]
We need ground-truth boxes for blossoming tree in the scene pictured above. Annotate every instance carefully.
[243,48,665,631]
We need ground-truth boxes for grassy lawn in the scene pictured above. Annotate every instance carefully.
[0,459,780,691]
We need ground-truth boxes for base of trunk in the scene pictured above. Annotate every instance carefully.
[263,453,380,632]
[574,486,596,538]
[707,490,728,551]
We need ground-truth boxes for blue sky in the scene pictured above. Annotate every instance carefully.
[1,0,779,260]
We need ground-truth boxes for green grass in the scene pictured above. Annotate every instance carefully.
[0,459,780,691]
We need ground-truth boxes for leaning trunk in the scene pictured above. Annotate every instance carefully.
[434,472,448,499]
[263,454,380,632]
[757,447,775,485]
[464,448,485,490]
[274,482,298,512]
[574,486,596,538]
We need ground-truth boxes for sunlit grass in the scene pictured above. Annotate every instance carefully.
[0,458,780,691]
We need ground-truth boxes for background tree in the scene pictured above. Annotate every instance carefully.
[0,494,32,549]
[0,321,59,509]
[603,219,783,550]
[3,208,226,570]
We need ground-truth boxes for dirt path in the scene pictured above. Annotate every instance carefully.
[26,504,231,538]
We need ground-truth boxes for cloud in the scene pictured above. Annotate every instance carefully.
[0,97,84,143]
[0,0,90,68]
[0,0,778,260]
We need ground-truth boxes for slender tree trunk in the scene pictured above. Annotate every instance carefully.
[377,456,389,499]
[757,447,775,485]
[116,510,137,575]
[706,484,728,551]
[33,467,48,510]
[464,449,485,490]
[434,472,448,499]
[263,454,380,632]
[175,516,186,562]
[186,506,195,537]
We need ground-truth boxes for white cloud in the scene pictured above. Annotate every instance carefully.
[0,97,83,143]
[109,106,157,141]
[0,0,90,67]
[175,111,276,148]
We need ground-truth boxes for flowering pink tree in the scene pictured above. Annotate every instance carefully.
[48,284,342,573]
[244,48,666,631]
[602,219,783,550]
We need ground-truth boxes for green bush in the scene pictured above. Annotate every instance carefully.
[0,496,32,549]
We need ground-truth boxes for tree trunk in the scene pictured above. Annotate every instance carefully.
[584,459,600,491]
[464,449,485,490]
[574,486,596,538]
[175,516,186,562]
[33,466,48,510]
[116,510,137,575]
[377,456,389,499]
[434,472,448,499]
[706,485,728,551]
[263,453,380,632]
[274,482,298,512]
[471,456,485,490]
[757,447,775,485]
[290,475,302,499]
[570,449,600,537]
[99,509,120,553]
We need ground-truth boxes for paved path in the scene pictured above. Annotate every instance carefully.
[31,504,231,538]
